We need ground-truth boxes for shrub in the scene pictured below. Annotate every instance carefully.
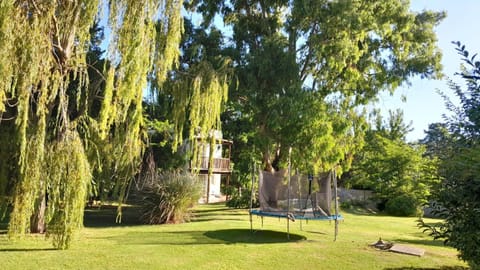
[419,146,480,270]
[341,199,369,210]
[340,201,353,210]
[137,171,203,224]
[385,194,420,217]
[417,43,480,269]
[226,188,258,209]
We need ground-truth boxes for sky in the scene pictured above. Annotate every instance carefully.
[377,0,480,141]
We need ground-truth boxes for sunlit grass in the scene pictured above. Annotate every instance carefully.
[0,204,468,270]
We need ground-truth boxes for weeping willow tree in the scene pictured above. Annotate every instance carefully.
[149,19,232,171]
[168,59,231,163]
[0,0,205,249]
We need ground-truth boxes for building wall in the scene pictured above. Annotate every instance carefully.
[198,174,224,203]
[197,131,225,203]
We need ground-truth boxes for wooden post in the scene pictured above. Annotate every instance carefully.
[206,142,214,203]
[333,168,339,241]
[249,161,255,232]
[225,174,231,201]
[226,141,232,200]
[287,147,292,240]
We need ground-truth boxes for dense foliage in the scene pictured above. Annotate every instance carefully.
[385,193,419,217]
[196,0,446,178]
[419,43,480,269]
[0,0,210,249]
[349,110,440,216]
[0,0,446,250]
[148,18,233,171]
[225,186,259,209]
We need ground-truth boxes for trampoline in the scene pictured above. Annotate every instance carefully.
[249,166,343,240]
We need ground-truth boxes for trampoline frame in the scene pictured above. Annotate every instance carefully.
[250,209,343,221]
[249,152,342,240]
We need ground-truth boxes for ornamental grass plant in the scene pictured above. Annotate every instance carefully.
[136,171,203,224]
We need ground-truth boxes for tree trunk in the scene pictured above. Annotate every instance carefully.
[30,192,46,234]
[263,146,283,172]
[262,150,274,172]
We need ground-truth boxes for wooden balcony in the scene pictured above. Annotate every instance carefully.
[190,157,232,175]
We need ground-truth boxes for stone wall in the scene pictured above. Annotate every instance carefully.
[337,188,373,203]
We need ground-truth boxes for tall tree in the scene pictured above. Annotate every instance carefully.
[372,109,413,141]
[419,122,454,161]
[193,0,444,175]
[0,0,187,249]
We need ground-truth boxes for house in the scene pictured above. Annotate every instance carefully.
[189,131,232,203]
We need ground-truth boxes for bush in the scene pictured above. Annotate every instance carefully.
[419,146,480,270]
[385,194,420,217]
[418,43,480,269]
[226,188,258,209]
[341,199,369,210]
[137,171,203,224]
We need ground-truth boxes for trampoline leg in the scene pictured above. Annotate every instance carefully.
[334,218,339,242]
[300,220,303,231]
[250,213,253,233]
[261,216,264,228]
[249,161,255,234]
[287,218,290,240]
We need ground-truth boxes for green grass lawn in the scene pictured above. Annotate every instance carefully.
[0,204,468,270]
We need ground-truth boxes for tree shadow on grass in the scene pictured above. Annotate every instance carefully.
[83,205,144,228]
[204,229,306,244]
[100,229,305,246]
[190,205,248,223]
[0,248,56,252]
[384,267,468,270]
[95,230,224,245]
[303,230,327,235]
[0,220,7,234]
[340,205,379,216]
[192,206,230,214]
[1,217,9,233]
[191,217,246,223]
[192,206,246,217]
[391,238,446,248]
[84,204,246,228]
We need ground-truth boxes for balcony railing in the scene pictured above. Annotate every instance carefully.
[190,157,232,174]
